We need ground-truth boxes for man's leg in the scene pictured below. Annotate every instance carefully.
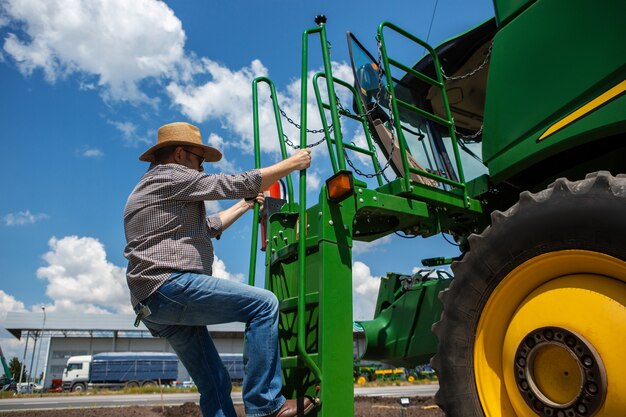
[159,324,237,417]
[144,317,237,417]
[143,272,286,416]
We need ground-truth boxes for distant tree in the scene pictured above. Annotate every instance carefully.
[8,357,26,381]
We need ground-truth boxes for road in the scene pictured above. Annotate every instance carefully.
[0,385,439,412]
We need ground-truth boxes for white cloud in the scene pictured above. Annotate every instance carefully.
[78,147,103,158]
[0,291,27,321]
[167,60,355,157]
[0,291,28,361]
[2,0,186,103]
[166,58,268,147]
[345,129,377,166]
[36,236,132,314]
[3,210,48,226]
[207,133,240,173]
[353,235,392,255]
[212,255,245,283]
[352,261,380,321]
[108,120,151,148]
[1,0,361,169]
[306,170,321,193]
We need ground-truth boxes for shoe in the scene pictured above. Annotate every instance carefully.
[267,396,315,417]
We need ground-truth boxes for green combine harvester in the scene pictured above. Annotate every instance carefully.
[248,1,625,416]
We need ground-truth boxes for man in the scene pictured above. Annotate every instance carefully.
[123,122,314,417]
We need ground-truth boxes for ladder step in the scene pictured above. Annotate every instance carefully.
[281,353,320,370]
[280,292,320,313]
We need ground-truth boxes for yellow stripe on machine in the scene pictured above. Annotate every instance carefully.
[538,79,626,141]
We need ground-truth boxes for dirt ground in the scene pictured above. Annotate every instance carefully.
[4,396,444,416]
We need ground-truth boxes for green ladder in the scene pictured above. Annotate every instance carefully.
[248,19,356,417]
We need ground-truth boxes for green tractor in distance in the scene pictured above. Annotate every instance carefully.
[353,363,378,385]
[248,1,625,416]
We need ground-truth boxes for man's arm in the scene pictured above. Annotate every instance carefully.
[211,149,311,234]
[216,194,263,233]
[258,149,311,190]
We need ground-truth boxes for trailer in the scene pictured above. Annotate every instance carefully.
[220,353,244,384]
[62,352,178,392]
[248,1,625,416]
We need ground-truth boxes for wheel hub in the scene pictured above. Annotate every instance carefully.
[514,327,606,417]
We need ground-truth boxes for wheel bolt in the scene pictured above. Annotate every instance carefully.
[586,383,598,394]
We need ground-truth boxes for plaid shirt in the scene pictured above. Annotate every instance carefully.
[123,163,262,306]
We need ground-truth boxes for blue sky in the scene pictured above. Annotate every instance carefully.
[0,0,494,363]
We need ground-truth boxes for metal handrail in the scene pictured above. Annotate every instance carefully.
[294,24,332,383]
[377,21,469,204]
[312,72,384,186]
[248,77,295,286]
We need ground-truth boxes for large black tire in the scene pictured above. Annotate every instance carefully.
[432,172,626,417]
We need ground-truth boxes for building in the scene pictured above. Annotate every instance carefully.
[3,312,244,388]
[4,312,367,389]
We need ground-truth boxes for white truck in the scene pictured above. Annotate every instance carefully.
[62,352,178,391]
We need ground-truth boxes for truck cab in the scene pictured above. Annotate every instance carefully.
[62,355,91,392]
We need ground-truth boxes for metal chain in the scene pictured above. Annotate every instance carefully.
[342,92,397,180]
[282,133,327,150]
[457,124,483,142]
[345,144,393,181]
[277,105,330,134]
[442,42,492,142]
[441,40,493,81]
[279,36,397,175]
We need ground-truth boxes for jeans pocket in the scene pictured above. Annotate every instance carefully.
[146,289,187,324]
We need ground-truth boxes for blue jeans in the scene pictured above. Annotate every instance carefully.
[137,272,286,417]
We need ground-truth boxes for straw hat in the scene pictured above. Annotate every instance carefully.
[139,122,222,163]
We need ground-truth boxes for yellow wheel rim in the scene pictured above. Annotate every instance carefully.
[474,250,626,417]
[408,375,416,382]
[357,376,367,385]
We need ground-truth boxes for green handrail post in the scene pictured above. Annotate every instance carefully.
[249,80,262,286]
[298,25,324,382]
[249,76,296,286]
[298,21,356,417]
[311,73,339,174]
